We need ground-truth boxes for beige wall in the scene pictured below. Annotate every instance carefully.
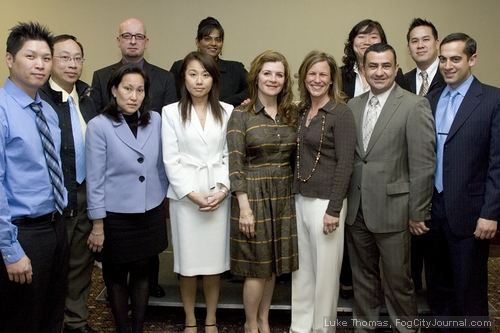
[1,0,499,97]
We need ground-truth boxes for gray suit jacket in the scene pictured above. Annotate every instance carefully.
[346,84,436,232]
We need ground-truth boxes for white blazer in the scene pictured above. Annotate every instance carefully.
[161,102,233,201]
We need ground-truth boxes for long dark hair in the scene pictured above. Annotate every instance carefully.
[103,63,151,127]
[178,52,224,126]
[245,50,296,126]
[341,19,387,83]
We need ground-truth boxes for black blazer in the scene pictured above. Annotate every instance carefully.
[90,60,177,113]
[170,58,249,107]
[426,78,500,237]
[404,67,445,95]
[39,79,99,210]
[341,67,410,101]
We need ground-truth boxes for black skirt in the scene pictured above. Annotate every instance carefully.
[97,203,168,264]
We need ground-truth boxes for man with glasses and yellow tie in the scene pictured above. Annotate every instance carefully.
[39,34,99,333]
[91,18,175,299]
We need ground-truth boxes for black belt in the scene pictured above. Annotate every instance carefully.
[13,211,61,225]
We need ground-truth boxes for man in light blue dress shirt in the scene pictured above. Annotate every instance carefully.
[0,22,69,333]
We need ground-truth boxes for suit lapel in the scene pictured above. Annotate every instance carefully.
[408,69,417,93]
[113,115,150,153]
[429,70,445,93]
[365,86,403,155]
[143,61,156,85]
[189,105,209,144]
[447,79,482,141]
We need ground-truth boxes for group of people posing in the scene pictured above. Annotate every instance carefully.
[0,14,498,333]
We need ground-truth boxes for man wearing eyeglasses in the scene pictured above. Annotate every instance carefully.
[90,18,177,114]
[91,17,173,299]
[39,34,99,333]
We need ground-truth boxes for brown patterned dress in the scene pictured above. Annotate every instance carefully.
[227,101,298,278]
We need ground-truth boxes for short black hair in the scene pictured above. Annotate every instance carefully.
[53,34,84,57]
[363,43,397,65]
[6,21,54,58]
[406,18,438,43]
[440,32,477,59]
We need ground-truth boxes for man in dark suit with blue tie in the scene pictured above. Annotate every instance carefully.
[425,33,500,331]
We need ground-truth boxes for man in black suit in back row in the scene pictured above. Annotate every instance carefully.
[91,18,177,298]
[403,18,445,292]
[91,18,177,113]
[404,18,445,97]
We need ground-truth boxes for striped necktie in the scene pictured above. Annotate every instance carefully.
[68,96,86,184]
[30,102,65,213]
[362,96,379,152]
[419,71,429,96]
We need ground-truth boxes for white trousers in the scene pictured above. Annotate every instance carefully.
[291,195,346,333]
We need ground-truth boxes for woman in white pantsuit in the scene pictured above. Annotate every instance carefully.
[290,51,356,333]
[162,52,233,333]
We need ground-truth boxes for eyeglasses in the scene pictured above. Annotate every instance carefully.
[202,36,223,44]
[54,56,85,64]
[120,33,147,41]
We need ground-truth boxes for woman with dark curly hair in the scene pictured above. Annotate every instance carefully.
[227,50,298,333]
[341,19,409,100]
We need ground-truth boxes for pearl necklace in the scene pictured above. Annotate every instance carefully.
[296,110,326,183]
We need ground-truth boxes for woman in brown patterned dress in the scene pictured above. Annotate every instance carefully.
[227,50,298,333]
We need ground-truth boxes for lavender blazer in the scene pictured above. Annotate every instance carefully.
[85,111,168,220]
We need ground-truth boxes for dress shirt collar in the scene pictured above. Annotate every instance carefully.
[3,78,42,108]
[253,99,265,114]
[121,58,145,69]
[49,77,78,103]
[368,82,395,109]
[354,63,370,97]
[417,57,439,79]
[441,74,474,99]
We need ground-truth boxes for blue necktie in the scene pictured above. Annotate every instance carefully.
[30,102,66,213]
[68,96,86,184]
[435,90,459,192]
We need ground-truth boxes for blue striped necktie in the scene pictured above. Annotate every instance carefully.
[68,96,86,184]
[30,102,65,213]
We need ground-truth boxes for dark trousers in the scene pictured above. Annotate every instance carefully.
[0,214,69,333]
[425,191,490,332]
[65,184,95,330]
[410,232,426,290]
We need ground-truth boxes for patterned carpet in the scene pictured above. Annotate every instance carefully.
[88,256,500,332]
